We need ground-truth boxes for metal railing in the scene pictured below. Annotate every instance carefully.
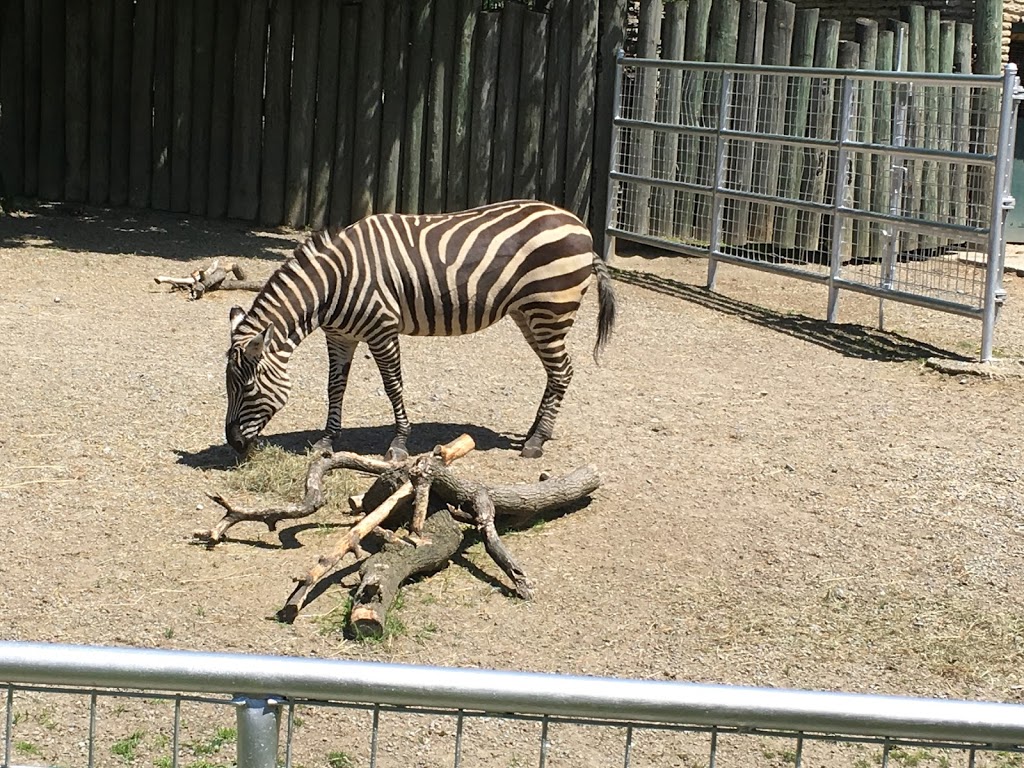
[3,642,1024,768]
[604,51,1023,360]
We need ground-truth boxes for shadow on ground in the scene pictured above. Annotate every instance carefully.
[614,267,968,363]
[175,423,518,470]
[1,200,295,262]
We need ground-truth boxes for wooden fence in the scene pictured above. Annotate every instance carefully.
[0,0,627,233]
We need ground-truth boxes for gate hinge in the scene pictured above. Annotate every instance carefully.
[1002,194,1016,211]
[996,287,1008,304]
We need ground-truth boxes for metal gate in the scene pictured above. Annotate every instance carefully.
[603,52,1022,360]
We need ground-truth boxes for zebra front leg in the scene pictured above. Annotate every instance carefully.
[367,333,412,462]
[316,332,359,453]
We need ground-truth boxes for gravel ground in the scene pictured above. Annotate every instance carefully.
[2,203,1024,768]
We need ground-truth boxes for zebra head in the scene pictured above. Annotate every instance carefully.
[224,306,291,455]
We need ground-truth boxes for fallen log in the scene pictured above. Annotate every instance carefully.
[192,433,602,634]
[155,259,263,299]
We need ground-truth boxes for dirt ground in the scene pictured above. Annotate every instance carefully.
[2,202,1024,765]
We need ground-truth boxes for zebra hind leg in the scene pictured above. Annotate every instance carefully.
[368,333,412,462]
[512,311,575,459]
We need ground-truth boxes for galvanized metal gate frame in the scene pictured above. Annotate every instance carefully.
[603,51,1023,361]
[3,642,1024,768]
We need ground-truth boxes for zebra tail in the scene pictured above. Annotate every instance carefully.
[592,255,617,364]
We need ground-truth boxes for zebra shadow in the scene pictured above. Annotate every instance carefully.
[175,422,518,471]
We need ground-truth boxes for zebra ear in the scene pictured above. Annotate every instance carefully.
[229,306,246,334]
[243,326,272,361]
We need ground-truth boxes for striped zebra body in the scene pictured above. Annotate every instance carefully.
[225,200,616,460]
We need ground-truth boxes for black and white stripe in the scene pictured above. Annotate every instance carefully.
[225,199,617,459]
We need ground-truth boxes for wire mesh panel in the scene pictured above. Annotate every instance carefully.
[606,54,1021,360]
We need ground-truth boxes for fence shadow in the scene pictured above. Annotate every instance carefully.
[612,267,969,363]
[0,200,296,262]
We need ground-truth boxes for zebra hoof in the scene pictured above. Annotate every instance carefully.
[520,443,544,459]
[384,446,409,462]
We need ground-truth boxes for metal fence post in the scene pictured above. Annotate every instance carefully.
[828,74,855,323]
[981,63,1019,361]
[234,695,282,768]
[707,70,733,291]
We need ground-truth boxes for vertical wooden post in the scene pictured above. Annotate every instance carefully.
[259,0,293,225]
[655,1,686,239]
[64,0,89,203]
[566,0,598,224]
[329,4,361,226]
[23,0,42,198]
[446,0,478,212]
[974,0,1002,74]
[633,0,663,237]
[284,0,321,226]
[425,0,456,213]
[187,0,215,216]
[850,18,877,263]
[749,0,795,242]
[150,0,174,211]
[376,0,409,216]
[675,0,711,241]
[795,17,838,253]
[229,0,269,222]
[128,0,155,208]
[492,1,525,203]
[88,0,114,206]
[950,22,972,225]
[513,9,548,200]
[936,20,955,225]
[869,28,894,258]
[309,0,344,228]
[543,0,574,209]
[401,0,433,214]
[900,4,924,251]
[169,0,194,213]
[207,0,239,218]
[468,10,500,208]
[774,7,817,248]
[1,0,26,197]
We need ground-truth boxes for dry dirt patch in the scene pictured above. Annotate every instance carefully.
[2,204,1023,711]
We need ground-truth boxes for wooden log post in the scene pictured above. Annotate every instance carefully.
[850,18,877,264]
[696,0,740,242]
[376,0,409,216]
[748,0,795,242]
[491,2,525,204]
[774,7,817,249]
[1,0,26,198]
[401,0,433,214]
[900,4,925,253]
[832,41,860,262]
[309,0,345,228]
[657,2,687,239]
[513,10,548,201]
[542,0,573,209]
[566,0,598,225]
[64,0,90,203]
[446,0,478,212]
[228,0,269,222]
[870,29,895,259]
[425,0,456,213]
[207,0,239,218]
[88,0,114,206]
[329,5,361,226]
[284,0,321,226]
[169,0,193,213]
[722,0,766,247]
[23,0,41,198]
[974,0,1002,75]
[918,8,941,251]
[936,20,955,227]
[794,18,838,255]
[150,0,173,212]
[188,0,216,217]
[468,10,500,208]
[350,2,385,221]
[674,0,712,241]
[128,0,155,208]
[950,23,972,226]
[633,0,663,238]
[259,0,293,226]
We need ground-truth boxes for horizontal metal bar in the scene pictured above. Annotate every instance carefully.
[622,56,1005,85]
[2,642,1023,745]
[614,117,999,165]
[832,277,984,316]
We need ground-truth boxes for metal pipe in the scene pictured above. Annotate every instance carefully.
[2,642,1024,745]
[234,696,281,768]
[981,63,1019,361]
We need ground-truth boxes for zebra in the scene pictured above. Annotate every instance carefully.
[224,199,617,461]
